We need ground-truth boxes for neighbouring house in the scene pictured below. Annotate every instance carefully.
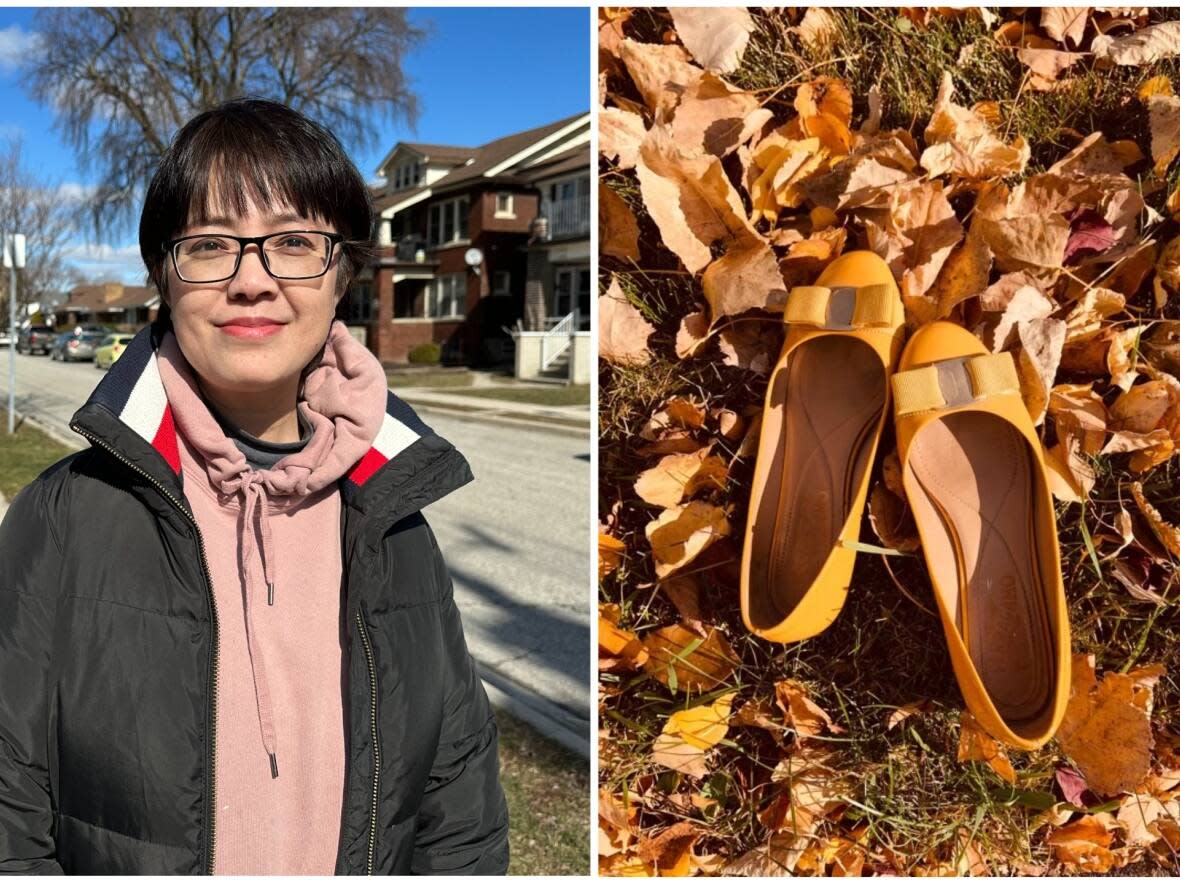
[346,110,590,373]
[62,282,160,329]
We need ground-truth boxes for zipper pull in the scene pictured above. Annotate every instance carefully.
[269,752,279,779]
[267,582,275,606]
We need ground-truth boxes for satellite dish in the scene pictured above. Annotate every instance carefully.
[464,247,483,268]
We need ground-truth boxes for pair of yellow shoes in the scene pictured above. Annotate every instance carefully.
[740,251,1070,750]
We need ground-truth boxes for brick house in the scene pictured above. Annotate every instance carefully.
[61,282,160,329]
[345,111,590,365]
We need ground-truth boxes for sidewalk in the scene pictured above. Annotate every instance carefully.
[395,388,591,435]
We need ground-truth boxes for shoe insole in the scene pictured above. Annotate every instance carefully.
[906,412,1054,726]
[747,336,884,630]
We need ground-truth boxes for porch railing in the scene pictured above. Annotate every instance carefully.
[541,311,575,370]
[540,195,590,240]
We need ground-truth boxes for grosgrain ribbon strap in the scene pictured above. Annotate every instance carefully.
[892,352,1021,417]
[783,283,895,329]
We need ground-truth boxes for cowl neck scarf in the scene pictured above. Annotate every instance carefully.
[156,318,388,777]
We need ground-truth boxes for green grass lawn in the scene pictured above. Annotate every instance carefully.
[497,712,590,875]
[427,385,591,407]
[387,369,475,389]
[0,410,76,501]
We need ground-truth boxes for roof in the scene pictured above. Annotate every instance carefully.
[66,283,158,312]
[397,143,475,163]
[519,143,591,181]
[430,112,588,193]
[373,111,590,208]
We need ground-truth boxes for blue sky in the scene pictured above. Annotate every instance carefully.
[0,6,590,285]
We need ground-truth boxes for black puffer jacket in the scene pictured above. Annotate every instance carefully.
[0,320,509,874]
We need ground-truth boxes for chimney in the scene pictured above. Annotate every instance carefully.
[104,282,122,304]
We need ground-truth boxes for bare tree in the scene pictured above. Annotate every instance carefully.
[0,138,75,311]
[23,7,426,237]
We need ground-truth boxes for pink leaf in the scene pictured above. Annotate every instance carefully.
[1056,765,1091,807]
[1063,207,1117,265]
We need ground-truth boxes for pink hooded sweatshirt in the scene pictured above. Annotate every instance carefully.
[156,319,388,874]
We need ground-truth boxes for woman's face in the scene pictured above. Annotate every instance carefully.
[165,194,343,400]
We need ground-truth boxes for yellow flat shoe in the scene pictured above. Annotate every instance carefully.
[741,251,905,643]
[892,321,1071,750]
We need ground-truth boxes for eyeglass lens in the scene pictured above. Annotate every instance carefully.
[173,233,333,282]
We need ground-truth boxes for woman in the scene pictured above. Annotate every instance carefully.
[0,99,508,875]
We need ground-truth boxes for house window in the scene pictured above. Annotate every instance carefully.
[340,282,375,323]
[553,265,591,320]
[427,273,466,319]
[495,192,514,218]
[492,270,512,296]
[428,196,469,246]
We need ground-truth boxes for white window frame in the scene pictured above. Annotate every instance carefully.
[428,196,470,246]
[492,270,512,296]
[494,191,515,218]
[427,273,466,319]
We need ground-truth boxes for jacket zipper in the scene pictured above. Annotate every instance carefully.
[69,423,221,874]
[355,609,381,875]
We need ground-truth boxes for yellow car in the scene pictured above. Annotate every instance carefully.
[95,334,135,370]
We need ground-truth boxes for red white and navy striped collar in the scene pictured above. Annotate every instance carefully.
[72,320,444,503]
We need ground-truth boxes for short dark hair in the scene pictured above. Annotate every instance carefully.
[139,98,374,305]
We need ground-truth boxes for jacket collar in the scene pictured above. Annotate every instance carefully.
[69,319,473,528]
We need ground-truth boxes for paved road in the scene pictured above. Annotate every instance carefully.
[0,350,591,725]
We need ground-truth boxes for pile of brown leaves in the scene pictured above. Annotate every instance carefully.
[600,7,1180,876]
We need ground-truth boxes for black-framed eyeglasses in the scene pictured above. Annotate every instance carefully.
[163,230,345,284]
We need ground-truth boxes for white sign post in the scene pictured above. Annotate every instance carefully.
[4,233,25,435]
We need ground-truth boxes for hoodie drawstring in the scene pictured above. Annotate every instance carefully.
[238,480,280,778]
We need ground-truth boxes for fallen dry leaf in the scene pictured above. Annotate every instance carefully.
[1117,793,1170,847]
[651,691,736,778]
[1131,482,1180,557]
[1092,20,1180,66]
[671,72,773,158]
[600,106,647,170]
[636,819,701,875]
[775,680,843,739]
[920,71,1029,180]
[599,276,655,366]
[599,603,649,670]
[957,709,1016,784]
[1041,7,1090,47]
[599,531,628,581]
[617,38,702,118]
[636,124,761,274]
[1057,652,1161,796]
[642,623,738,692]
[634,447,728,508]
[645,500,731,579]
[701,235,789,321]
[886,700,930,730]
[1148,93,1180,176]
[669,7,754,74]
[675,310,711,359]
[1046,813,1121,873]
[600,182,640,262]
[864,179,963,323]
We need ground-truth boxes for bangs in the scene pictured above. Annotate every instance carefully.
[183,140,337,232]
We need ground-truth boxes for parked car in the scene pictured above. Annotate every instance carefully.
[95,333,135,370]
[16,325,56,355]
[51,330,106,362]
[0,329,10,347]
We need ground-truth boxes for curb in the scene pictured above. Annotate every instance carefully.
[477,662,590,760]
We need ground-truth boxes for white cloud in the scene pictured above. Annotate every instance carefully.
[64,242,142,262]
[56,182,96,204]
[0,25,41,73]
[65,241,146,285]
